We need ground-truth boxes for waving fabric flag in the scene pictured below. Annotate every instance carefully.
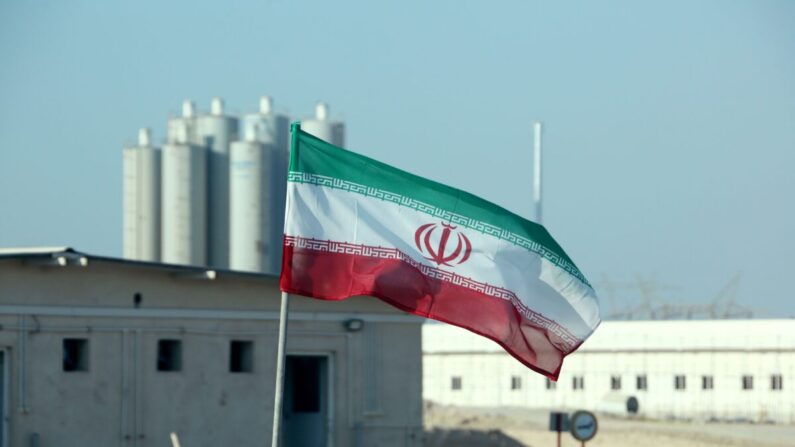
[280,124,600,379]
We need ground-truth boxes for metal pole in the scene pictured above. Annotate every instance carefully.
[270,291,290,446]
[271,122,300,446]
[533,121,543,225]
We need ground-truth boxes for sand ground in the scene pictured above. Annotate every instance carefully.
[424,402,795,447]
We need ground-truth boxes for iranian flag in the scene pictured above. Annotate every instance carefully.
[280,124,600,379]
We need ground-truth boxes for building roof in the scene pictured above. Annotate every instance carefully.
[0,246,73,255]
[0,246,424,323]
[0,246,279,282]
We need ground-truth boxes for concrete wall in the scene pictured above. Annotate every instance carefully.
[424,322,795,423]
[0,257,423,447]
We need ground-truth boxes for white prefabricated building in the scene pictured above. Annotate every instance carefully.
[0,247,423,447]
[424,320,795,423]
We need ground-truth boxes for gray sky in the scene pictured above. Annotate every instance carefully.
[1,0,793,317]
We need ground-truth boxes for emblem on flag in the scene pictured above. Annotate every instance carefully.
[414,222,472,267]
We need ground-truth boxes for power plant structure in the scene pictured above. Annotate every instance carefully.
[123,97,345,274]
[161,118,208,266]
[122,128,161,261]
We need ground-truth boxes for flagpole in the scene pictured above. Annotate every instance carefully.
[271,122,300,447]
[533,121,543,225]
[270,291,289,446]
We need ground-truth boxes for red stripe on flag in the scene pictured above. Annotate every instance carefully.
[280,243,574,380]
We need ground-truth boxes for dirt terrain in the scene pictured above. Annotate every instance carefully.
[424,402,795,447]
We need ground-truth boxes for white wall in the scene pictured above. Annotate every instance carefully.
[423,321,795,423]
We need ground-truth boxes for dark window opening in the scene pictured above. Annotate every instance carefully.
[511,376,521,390]
[702,375,714,390]
[675,375,686,390]
[572,376,584,390]
[157,339,182,372]
[229,340,253,373]
[546,378,557,390]
[63,338,89,372]
[771,374,783,390]
[611,375,622,390]
[451,376,462,390]
[636,374,648,390]
[742,375,754,390]
[290,357,321,412]
[133,292,142,308]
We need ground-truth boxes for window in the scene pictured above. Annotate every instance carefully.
[636,374,647,390]
[674,375,686,390]
[157,339,182,372]
[63,338,89,372]
[702,375,714,390]
[771,374,783,390]
[229,340,253,373]
[546,378,557,390]
[510,376,522,390]
[742,375,754,390]
[451,376,462,390]
[610,375,622,390]
[572,376,584,390]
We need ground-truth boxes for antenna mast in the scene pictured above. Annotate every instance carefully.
[533,121,543,224]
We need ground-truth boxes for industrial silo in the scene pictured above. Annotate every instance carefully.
[301,102,345,146]
[229,125,273,273]
[161,121,207,266]
[167,100,200,145]
[242,96,290,149]
[196,97,239,269]
[122,128,161,261]
[237,96,290,274]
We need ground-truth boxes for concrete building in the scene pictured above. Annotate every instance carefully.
[424,320,795,423]
[0,247,423,447]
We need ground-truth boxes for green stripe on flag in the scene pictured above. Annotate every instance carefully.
[289,129,591,287]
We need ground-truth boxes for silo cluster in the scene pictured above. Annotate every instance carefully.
[122,97,345,274]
